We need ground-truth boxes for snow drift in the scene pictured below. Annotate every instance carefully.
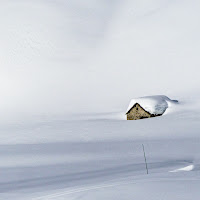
[126,95,178,115]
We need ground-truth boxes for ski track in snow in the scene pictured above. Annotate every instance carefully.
[33,182,132,200]
[33,169,198,200]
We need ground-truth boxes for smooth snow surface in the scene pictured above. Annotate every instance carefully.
[126,95,178,115]
[0,0,200,200]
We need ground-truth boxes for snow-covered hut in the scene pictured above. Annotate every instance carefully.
[126,95,178,120]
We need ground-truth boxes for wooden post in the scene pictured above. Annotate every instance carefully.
[142,144,149,174]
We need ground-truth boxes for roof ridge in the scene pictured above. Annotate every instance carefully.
[126,103,153,115]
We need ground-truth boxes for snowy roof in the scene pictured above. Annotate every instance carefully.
[126,95,178,115]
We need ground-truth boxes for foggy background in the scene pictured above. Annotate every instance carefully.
[0,0,199,122]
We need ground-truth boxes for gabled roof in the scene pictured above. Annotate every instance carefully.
[126,103,152,115]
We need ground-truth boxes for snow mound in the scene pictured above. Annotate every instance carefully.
[170,165,194,172]
[126,95,178,115]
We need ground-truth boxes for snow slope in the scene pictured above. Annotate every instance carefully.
[0,0,200,200]
[0,0,199,120]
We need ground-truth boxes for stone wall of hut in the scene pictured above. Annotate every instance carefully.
[127,103,152,120]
